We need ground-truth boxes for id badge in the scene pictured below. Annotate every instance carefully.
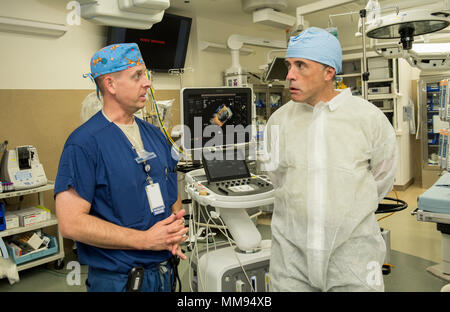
[135,150,157,164]
[145,183,165,215]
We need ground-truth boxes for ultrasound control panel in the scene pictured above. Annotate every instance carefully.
[207,176,273,197]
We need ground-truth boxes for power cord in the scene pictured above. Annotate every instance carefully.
[169,255,182,292]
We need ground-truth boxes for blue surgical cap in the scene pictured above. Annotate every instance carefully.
[83,43,146,99]
[286,27,342,74]
[84,43,145,80]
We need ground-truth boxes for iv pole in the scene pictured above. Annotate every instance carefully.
[360,8,369,101]
[328,8,371,100]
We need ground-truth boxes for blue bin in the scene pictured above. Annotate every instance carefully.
[0,203,5,231]
[6,234,58,265]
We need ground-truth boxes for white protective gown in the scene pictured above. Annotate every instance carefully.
[262,88,398,291]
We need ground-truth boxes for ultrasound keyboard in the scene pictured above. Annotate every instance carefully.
[207,176,272,196]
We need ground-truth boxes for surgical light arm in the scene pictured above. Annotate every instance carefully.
[226,34,287,72]
[356,0,450,71]
[371,39,450,70]
[403,48,450,71]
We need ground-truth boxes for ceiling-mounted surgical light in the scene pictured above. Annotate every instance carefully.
[365,10,450,50]
[241,0,295,28]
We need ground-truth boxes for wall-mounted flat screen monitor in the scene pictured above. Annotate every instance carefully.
[107,13,192,73]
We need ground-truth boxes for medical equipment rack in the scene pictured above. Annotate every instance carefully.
[0,181,65,273]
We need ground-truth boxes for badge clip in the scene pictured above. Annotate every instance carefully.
[135,150,157,164]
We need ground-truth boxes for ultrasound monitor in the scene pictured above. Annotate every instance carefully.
[264,57,288,81]
[181,87,253,151]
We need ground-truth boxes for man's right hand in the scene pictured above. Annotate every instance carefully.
[142,209,188,253]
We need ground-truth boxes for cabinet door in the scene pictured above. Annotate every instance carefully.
[423,80,442,168]
[268,90,283,115]
[254,90,267,121]
[254,86,288,123]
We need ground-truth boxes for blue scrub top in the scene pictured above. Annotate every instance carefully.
[54,111,179,274]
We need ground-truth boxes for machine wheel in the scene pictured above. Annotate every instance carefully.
[54,259,65,270]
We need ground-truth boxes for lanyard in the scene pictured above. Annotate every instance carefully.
[115,120,157,186]
[128,134,156,185]
[136,149,156,185]
[143,161,153,185]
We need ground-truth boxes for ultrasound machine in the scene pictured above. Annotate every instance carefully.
[179,87,274,292]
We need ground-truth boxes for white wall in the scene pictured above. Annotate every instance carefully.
[0,0,194,90]
[0,0,105,89]
[0,0,288,91]
[189,16,286,87]
[394,58,416,185]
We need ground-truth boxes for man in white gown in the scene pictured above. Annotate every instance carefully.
[262,27,398,292]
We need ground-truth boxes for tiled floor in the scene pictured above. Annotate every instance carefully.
[0,182,448,292]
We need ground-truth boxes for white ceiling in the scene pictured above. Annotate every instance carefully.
[166,0,400,47]
[166,0,450,48]
[168,0,365,26]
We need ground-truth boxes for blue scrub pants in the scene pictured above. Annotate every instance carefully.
[86,262,173,292]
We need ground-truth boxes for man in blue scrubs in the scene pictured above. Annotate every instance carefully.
[54,43,188,292]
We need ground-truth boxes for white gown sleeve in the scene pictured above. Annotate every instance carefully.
[370,112,398,202]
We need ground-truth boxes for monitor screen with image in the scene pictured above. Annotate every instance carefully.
[181,87,253,151]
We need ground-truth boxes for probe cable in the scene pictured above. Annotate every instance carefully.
[377,188,408,221]
[146,82,186,157]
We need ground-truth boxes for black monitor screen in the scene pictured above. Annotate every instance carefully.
[203,149,250,182]
[181,87,252,150]
[107,13,192,72]
[264,57,288,81]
